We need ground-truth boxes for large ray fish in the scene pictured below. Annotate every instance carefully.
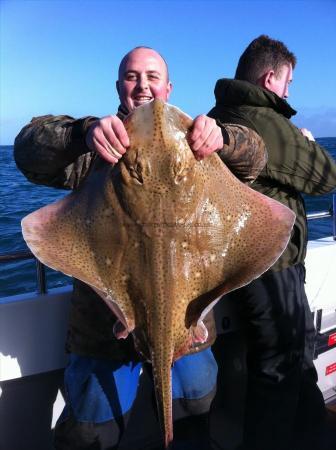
[22,99,295,448]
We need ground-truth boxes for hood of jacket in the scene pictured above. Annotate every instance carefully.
[214,78,297,119]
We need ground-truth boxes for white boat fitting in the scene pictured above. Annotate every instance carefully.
[306,236,336,401]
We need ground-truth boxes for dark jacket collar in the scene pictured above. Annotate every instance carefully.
[214,78,297,119]
[117,104,129,121]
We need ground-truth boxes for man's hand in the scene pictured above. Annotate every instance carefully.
[188,115,224,160]
[300,128,315,142]
[85,115,130,164]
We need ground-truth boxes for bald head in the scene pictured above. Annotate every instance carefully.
[116,47,172,112]
[118,47,170,81]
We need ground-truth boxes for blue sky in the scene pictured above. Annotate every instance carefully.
[1,0,335,144]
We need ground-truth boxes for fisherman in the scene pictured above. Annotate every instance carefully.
[14,46,267,450]
[208,35,336,450]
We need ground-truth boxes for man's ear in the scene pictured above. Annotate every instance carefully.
[263,70,276,91]
[116,80,120,96]
[166,81,173,99]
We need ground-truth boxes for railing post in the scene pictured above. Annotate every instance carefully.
[333,193,336,241]
[36,259,47,294]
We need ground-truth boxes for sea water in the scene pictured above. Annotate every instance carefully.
[0,139,335,297]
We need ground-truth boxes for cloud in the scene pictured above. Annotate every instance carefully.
[292,107,336,138]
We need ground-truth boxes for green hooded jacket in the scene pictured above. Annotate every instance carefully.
[209,79,336,271]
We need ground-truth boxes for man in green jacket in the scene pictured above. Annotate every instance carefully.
[209,35,336,450]
[14,46,267,450]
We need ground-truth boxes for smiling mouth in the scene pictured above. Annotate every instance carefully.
[133,96,153,105]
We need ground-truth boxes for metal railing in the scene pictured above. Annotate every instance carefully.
[307,193,336,240]
[0,250,47,294]
[1,194,335,295]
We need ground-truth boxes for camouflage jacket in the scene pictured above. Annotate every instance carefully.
[209,79,336,272]
[14,106,267,361]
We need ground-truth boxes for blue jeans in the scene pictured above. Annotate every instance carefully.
[55,348,217,449]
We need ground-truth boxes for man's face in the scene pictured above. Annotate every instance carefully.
[267,64,293,99]
[117,48,173,112]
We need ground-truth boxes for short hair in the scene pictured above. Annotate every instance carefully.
[235,35,297,84]
[118,46,170,81]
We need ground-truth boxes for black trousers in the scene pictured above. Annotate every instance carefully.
[226,264,326,450]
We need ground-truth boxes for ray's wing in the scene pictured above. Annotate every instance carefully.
[22,165,137,333]
[185,154,296,328]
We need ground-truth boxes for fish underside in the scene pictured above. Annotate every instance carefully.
[22,99,295,448]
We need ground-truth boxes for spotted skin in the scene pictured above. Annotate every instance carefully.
[22,99,295,447]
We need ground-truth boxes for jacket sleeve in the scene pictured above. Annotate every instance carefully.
[215,122,268,183]
[14,114,98,190]
[261,117,336,195]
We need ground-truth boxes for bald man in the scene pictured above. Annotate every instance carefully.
[14,46,266,450]
[86,47,225,165]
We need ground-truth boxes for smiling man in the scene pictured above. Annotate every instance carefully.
[117,47,172,109]
[14,46,267,450]
[85,47,225,166]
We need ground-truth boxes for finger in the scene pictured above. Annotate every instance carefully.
[188,115,206,144]
[91,126,124,159]
[201,128,221,155]
[97,116,129,154]
[102,128,127,156]
[113,122,130,149]
[104,140,124,160]
[191,120,214,152]
[98,131,124,159]
[93,137,119,164]
[194,128,223,160]
[206,131,224,156]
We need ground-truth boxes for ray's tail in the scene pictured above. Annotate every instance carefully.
[151,331,174,448]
